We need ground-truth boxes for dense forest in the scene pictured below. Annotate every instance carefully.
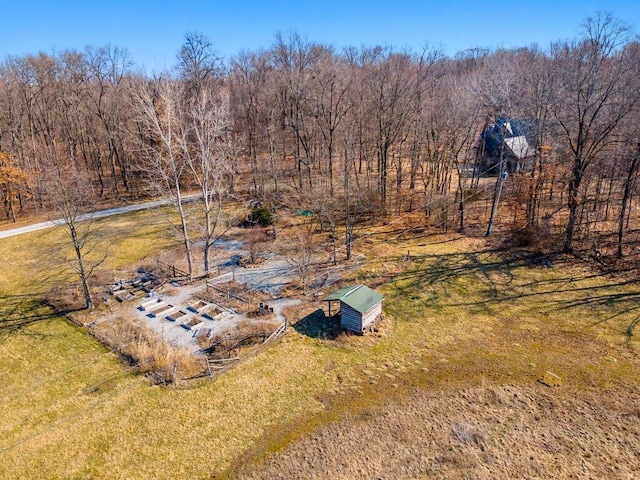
[1,12,639,260]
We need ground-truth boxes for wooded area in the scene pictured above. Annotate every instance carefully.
[1,13,639,269]
[2,13,640,480]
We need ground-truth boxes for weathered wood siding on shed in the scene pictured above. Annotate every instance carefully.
[340,303,363,332]
[340,301,382,333]
[362,302,382,329]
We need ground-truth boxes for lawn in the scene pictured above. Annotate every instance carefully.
[1,211,639,479]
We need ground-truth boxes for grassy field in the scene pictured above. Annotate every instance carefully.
[1,210,639,479]
[232,234,640,479]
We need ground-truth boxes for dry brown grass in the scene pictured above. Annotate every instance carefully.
[89,315,205,384]
[238,383,640,480]
[202,319,281,359]
[221,229,640,480]
[231,305,640,479]
[3,207,640,480]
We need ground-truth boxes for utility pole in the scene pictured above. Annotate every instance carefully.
[486,169,508,237]
[486,120,510,237]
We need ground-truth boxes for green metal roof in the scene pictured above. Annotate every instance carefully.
[323,285,384,314]
[323,285,360,301]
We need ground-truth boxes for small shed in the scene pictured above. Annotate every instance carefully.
[323,285,384,334]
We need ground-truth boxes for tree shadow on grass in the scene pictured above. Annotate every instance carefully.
[383,246,640,340]
[293,308,342,339]
[389,249,604,304]
[0,293,63,335]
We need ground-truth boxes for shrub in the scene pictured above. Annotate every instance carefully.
[511,222,552,250]
[250,207,274,226]
[463,187,482,202]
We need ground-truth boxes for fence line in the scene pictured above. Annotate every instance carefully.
[196,320,288,380]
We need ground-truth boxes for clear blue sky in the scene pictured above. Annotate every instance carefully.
[3,1,639,72]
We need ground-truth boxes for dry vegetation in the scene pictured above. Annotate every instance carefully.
[201,320,282,359]
[237,384,640,479]
[88,315,205,384]
[203,279,272,315]
[1,206,640,479]
[3,13,640,480]
[225,228,640,479]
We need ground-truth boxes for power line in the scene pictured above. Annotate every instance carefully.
[0,337,139,401]
[0,376,146,455]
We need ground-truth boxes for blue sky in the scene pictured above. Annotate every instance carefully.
[3,1,639,72]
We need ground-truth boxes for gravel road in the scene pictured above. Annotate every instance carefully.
[0,194,200,239]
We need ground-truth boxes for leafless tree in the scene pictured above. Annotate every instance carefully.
[131,74,195,281]
[308,50,352,196]
[272,31,319,192]
[520,47,556,228]
[365,49,415,209]
[616,142,640,258]
[280,224,316,295]
[444,68,483,231]
[552,13,636,252]
[42,160,107,310]
[177,32,224,92]
[182,86,233,275]
[0,15,638,260]
[85,45,134,197]
[230,51,271,194]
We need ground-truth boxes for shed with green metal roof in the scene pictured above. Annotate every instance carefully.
[323,284,384,334]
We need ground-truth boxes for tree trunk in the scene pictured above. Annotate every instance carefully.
[617,146,640,258]
[204,195,212,276]
[175,186,194,282]
[563,163,584,253]
[70,223,94,310]
[486,157,507,237]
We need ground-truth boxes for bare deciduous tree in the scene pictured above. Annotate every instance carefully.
[131,75,195,281]
[177,32,224,91]
[0,14,639,261]
[182,87,233,275]
[43,162,107,310]
[280,224,316,295]
[553,13,636,252]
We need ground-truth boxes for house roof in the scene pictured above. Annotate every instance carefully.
[480,117,536,159]
[323,284,384,314]
[504,135,535,159]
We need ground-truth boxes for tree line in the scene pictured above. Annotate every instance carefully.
[1,13,639,282]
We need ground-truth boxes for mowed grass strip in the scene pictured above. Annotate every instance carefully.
[1,213,639,479]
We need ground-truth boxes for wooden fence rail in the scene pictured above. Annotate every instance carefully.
[156,259,189,278]
[199,320,288,379]
[205,281,250,304]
